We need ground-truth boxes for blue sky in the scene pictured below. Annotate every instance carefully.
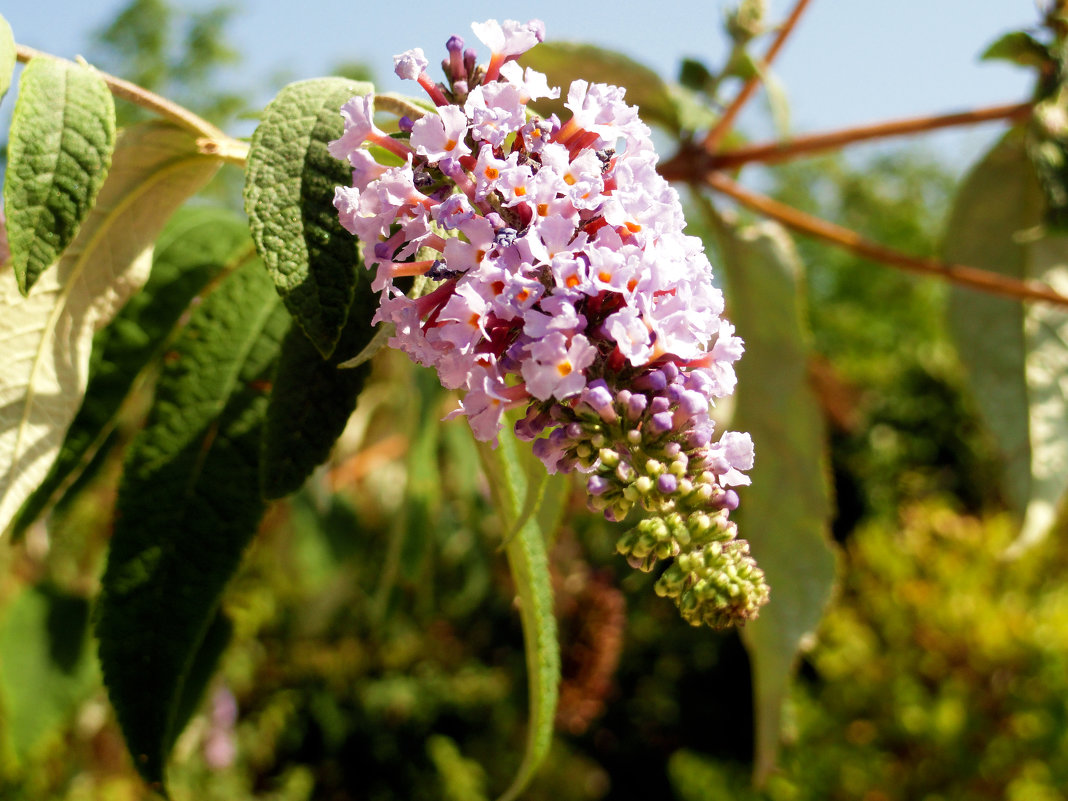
[3,1,1041,163]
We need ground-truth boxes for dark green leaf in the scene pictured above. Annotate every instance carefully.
[719,219,838,783]
[476,426,558,801]
[96,261,288,790]
[4,56,116,293]
[0,585,98,765]
[165,610,233,756]
[260,263,378,499]
[11,206,254,538]
[244,77,373,358]
[679,57,715,94]
[520,42,682,133]
[981,31,1050,68]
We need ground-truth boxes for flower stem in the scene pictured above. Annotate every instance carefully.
[701,0,813,153]
[702,170,1068,308]
[16,44,249,166]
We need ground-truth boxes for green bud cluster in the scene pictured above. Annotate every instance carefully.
[654,536,769,628]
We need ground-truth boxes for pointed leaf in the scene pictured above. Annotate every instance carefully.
[261,266,377,499]
[944,132,1068,546]
[981,31,1050,68]
[244,77,373,358]
[0,585,98,765]
[96,262,287,791]
[520,42,682,133]
[4,56,116,293]
[475,427,558,801]
[0,15,14,105]
[11,207,253,537]
[0,122,221,537]
[719,220,837,784]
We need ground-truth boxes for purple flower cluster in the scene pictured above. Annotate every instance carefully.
[330,19,768,627]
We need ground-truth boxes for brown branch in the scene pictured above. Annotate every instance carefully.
[701,0,813,153]
[702,170,1068,308]
[15,44,248,165]
[703,102,1033,170]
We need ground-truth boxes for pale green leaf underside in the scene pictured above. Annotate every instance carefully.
[944,132,1068,547]
[720,220,838,784]
[0,14,15,105]
[4,56,116,294]
[244,77,372,357]
[0,122,221,536]
[476,429,559,801]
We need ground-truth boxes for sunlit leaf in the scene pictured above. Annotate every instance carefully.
[981,31,1049,68]
[719,219,838,784]
[96,261,287,790]
[476,427,558,801]
[244,77,373,358]
[11,206,252,538]
[0,14,14,106]
[944,131,1068,547]
[4,56,115,293]
[0,122,221,537]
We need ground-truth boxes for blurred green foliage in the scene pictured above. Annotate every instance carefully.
[0,1,1061,799]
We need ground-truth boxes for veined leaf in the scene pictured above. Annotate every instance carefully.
[0,14,14,105]
[0,585,98,766]
[520,42,682,134]
[10,206,254,539]
[475,427,558,801]
[96,261,288,791]
[261,264,377,499]
[4,55,116,294]
[0,122,221,538]
[944,131,1068,548]
[244,77,373,358]
[719,219,838,784]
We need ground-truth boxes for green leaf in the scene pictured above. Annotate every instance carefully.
[475,427,558,801]
[96,261,288,791]
[11,206,253,538]
[945,132,1068,547]
[4,56,116,294]
[244,77,373,358]
[0,121,221,538]
[0,585,98,766]
[520,42,682,134]
[260,265,377,499]
[718,219,838,784]
[0,14,15,106]
[981,31,1050,68]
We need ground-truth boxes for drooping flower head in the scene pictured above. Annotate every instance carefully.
[330,20,768,627]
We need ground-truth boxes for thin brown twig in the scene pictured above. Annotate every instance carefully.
[702,170,1068,308]
[701,0,813,153]
[666,102,1034,177]
[15,44,249,165]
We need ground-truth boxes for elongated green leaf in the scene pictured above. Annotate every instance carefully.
[520,42,682,133]
[475,427,558,801]
[0,585,98,766]
[944,131,1068,547]
[981,31,1049,68]
[719,220,837,784]
[0,122,221,538]
[261,263,377,499]
[96,262,287,791]
[0,15,14,105]
[11,207,253,538]
[5,56,116,294]
[244,77,373,358]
